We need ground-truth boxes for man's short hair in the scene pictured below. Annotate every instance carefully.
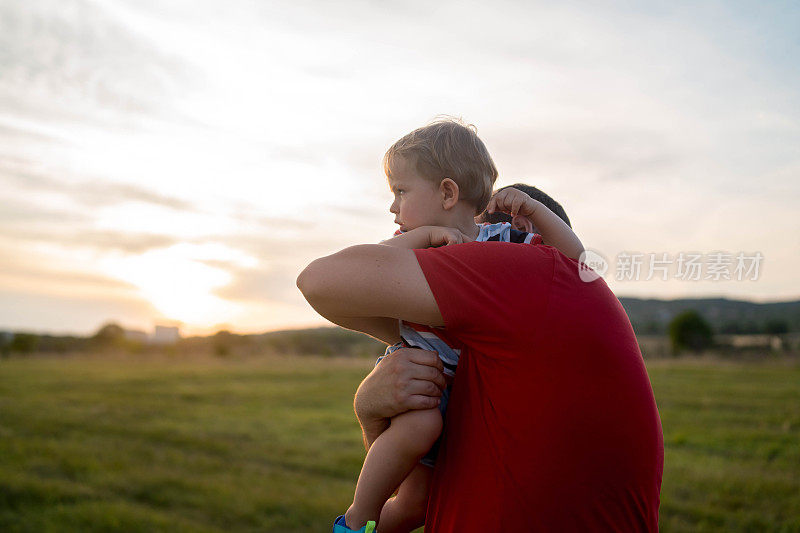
[481,183,572,228]
[383,118,499,215]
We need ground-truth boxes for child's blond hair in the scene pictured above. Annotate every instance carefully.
[383,118,499,214]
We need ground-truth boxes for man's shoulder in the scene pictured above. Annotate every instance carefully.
[415,241,558,294]
[418,239,554,262]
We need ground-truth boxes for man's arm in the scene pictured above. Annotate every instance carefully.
[298,227,462,344]
[325,228,469,343]
[297,245,448,446]
[305,228,464,343]
[297,244,445,329]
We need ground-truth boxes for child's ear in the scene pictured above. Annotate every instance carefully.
[440,178,460,210]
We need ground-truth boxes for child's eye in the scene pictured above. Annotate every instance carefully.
[396,189,405,195]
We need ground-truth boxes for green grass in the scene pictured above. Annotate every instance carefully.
[648,359,800,532]
[0,354,799,532]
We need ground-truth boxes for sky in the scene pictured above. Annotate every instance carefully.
[1,0,798,336]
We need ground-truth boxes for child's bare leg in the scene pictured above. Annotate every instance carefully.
[344,408,441,529]
[378,464,433,533]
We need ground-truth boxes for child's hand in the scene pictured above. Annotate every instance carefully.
[488,186,585,260]
[427,226,474,247]
[486,187,540,219]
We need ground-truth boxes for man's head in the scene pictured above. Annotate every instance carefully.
[384,118,498,231]
[480,183,571,233]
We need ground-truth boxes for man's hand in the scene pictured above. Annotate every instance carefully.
[354,347,445,449]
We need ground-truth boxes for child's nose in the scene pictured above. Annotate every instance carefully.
[389,200,398,214]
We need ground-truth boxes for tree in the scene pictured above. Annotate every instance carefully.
[0,334,10,358]
[213,330,235,357]
[719,321,743,334]
[91,322,126,350]
[9,333,40,354]
[764,319,789,335]
[668,310,713,354]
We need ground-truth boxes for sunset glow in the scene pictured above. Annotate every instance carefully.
[1,1,798,335]
[100,244,248,325]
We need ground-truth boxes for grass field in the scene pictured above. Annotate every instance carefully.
[1,354,799,532]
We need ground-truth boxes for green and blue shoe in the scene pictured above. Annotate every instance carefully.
[333,514,376,533]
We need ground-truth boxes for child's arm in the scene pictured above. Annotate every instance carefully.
[381,226,473,249]
[486,188,584,260]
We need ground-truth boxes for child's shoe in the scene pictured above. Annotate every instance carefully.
[333,514,376,533]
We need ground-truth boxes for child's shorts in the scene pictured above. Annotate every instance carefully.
[376,343,451,467]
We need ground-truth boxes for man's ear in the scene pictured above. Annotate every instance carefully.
[512,215,534,233]
[440,178,460,210]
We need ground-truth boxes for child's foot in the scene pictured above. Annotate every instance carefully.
[333,514,375,533]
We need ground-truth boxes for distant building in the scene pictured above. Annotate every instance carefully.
[153,325,181,344]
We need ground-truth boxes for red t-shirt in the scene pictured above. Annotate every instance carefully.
[414,242,663,532]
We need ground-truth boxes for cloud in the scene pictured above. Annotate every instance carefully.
[0,121,62,145]
[0,287,157,335]
[0,254,135,292]
[25,228,180,255]
[0,200,91,225]
[0,0,196,120]
[0,195,182,255]
[213,264,302,305]
[2,165,194,210]
[0,158,194,255]
[489,125,687,186]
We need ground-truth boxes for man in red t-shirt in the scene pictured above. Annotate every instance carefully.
[298,240,663,531]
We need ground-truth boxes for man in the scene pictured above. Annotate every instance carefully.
[298,197,663,531]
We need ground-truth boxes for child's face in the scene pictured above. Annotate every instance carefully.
[387,157,445,232]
